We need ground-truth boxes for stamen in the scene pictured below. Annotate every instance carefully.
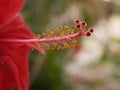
[0,19,94,50]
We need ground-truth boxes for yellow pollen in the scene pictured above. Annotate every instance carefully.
[64,26,69,29]
[42,33,46,36]
[34,24,81,50]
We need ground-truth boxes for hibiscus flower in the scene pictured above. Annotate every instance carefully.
[0,0,44,90]
[0,0,93,90]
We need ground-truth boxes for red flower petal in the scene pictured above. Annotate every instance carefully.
[0,45,30,90]
[0,0,45,90]
[0,14,33,90]
[0,60,16,90]
[0,0,25,25]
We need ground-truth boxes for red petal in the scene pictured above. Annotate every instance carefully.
[0,14,32,90]
[0,0,25,25]
[0,61,16,90]
[0,0,45,88]
[0,45,30,90]
[0,14,34,39]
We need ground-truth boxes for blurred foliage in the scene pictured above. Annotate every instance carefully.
[22,0,103,33]
[23,0,73,33]
[30,50,71,90]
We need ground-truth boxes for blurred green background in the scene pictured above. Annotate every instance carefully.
[22,0,120,90]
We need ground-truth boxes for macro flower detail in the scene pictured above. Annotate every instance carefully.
[0,19,94,50]
[0,0,93,90]
[33,19,94,50]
